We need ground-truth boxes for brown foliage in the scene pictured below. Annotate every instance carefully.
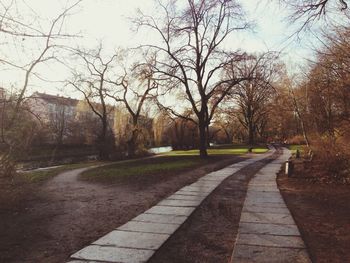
[310,135,350,183]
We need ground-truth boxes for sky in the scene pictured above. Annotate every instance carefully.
[0,0,314,99]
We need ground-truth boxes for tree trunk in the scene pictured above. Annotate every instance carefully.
[206,125,210,147]
[127,129,138,158]
[198,119,208,158]
[289,88,310,148]
[127,117,139,158]
[99,117,109,160]
[248,122,254,145]
[127,138,136,158]
[224,128,231,144]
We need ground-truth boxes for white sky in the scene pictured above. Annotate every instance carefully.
[0,0,314,98]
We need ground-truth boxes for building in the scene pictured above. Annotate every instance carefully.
[0,87,5,100]
[26,92,153,148]
[27,92,79,123]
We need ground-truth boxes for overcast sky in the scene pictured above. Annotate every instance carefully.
[0,0,313,98]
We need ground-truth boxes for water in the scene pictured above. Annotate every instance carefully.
[148,146,173,154]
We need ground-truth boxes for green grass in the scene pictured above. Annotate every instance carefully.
[163,145,268,156]
[81,156,206,181]
[252,147,269,153]
[21,162,102,182]
[22,144,268,182]
[82,145,268,181]
[288,144,305,155]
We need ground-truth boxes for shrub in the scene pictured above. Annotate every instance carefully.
[0,148,16,177]
[311,135,350,180]
[288,135,306,145]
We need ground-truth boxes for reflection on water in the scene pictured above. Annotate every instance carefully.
[148,146,173,154]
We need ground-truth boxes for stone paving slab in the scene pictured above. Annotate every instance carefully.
[249,183,278,186]
[71,245,154,263]
[145,205,195,216]
[166,194,206,201]
[174,190,209,197]
[248,198,284,205]
[181,185,216,192]
[250,179,278,183]
[69,149,277,263]
[92,230,169,250]
[204,171,233,178]
[232,244,311,263]
[190,181,220,187]
[191,179,222,187]
[132,213,188,225]
[240,211,295,225]
[231,148,311,263]
[196,177,225,182]
[118,221,179,234]
[158,199,201,207]
[199,175,229,181]
[247,197,285,204]
[239,222,300,236]
[243,205,290,214]
[244,201,288,208]
[236,233,306,248]
[246,191,283,199]
[248,187,280,192]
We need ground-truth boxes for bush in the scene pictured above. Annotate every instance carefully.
[311,135,350,179]
[0,146,16,177]
[288,135,306,145]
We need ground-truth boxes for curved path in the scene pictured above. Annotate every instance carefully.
[231,149,311,262]
[47,167,97,186]
[67,148,279,263]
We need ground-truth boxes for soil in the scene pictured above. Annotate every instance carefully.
[149,150,280,263]
[0,155,243,263]
[277,160,350,263]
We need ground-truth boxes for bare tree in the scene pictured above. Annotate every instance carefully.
[230,54,277,145]
[136,0,252,157]
[280,0,349,31]
[211,108,237,144]
[288,84,311,147]
[0,0,82,126]
[153,110,173,147]
[68,47,116,160]
[49,106,67,146]
[107,61,158,157]
[0,1,82,174]
[166,111,199,150]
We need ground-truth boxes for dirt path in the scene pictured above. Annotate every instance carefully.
[0,155,244,263]
[149,150,281,263]
[278,167,350,263]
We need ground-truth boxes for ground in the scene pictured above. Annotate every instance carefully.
[149,151,279,263]
[2,146,350,263]
[0,154,243,263]
[278,160,350,263]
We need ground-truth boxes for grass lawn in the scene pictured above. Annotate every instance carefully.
[81,144,268,181]
[81,156,208,181]
[164,145,268,156]
[21,162,103,182]
[22,144,268,182]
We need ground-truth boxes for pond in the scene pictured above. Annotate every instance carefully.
[148,146,173,154]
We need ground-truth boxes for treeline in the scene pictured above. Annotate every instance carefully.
[0,0,282,175]
[289,25,350,179]
[1,0,350,180]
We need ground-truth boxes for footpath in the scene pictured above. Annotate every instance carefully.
[68,147,310,263]
[231,148,311,262]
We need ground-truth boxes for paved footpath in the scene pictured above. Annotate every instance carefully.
[67,148,276,263]
[231,148,311,263]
